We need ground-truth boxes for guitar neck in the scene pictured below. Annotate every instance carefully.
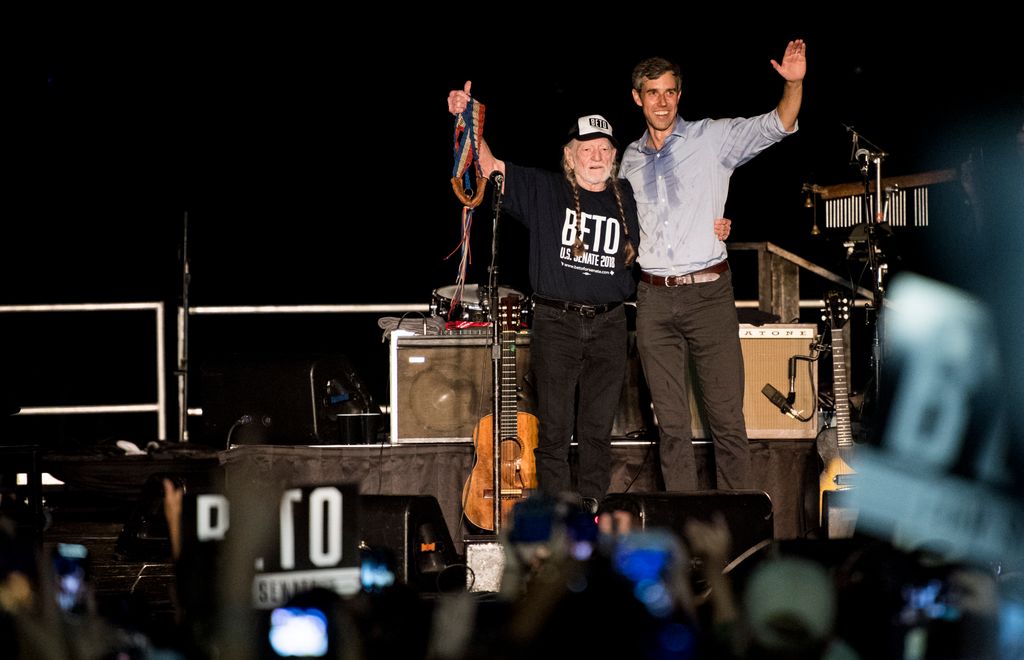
[830,325,853,456]
[499,329,519,438]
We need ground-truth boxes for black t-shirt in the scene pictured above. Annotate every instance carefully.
[503,163,639,305]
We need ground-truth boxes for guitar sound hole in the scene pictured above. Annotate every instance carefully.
[501,439,523,462]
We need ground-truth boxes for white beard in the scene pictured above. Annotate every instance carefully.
[575,166,612,189]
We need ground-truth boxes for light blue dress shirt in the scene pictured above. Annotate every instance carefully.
[619,110,795,276]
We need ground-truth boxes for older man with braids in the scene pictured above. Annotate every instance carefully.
[447,82,729,512]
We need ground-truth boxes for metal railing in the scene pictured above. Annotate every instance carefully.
[176,286,857,442]
[730,242,875,323]
[2,279,855,445]
[0,302,168,440]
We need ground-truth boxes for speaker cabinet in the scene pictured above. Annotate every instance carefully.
[358,495,460,591]
[200,354,380,447]
[389,333,531,443]
[601,491,774,558]
[688,324,818,439]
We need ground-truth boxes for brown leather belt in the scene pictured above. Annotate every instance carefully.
[640,261,729,286]
[533,295,622,318]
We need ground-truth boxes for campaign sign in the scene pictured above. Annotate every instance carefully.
[251,483,361,608]
[184,482,361,609]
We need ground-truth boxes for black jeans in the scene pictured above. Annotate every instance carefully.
[530,302,627,500]
[636,271,752,490]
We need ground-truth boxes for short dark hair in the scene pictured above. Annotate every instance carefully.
[632,57,681,92]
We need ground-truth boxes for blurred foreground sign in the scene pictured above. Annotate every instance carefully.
[852,273,1023,568]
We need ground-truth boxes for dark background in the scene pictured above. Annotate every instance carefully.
[9,16,1021,445]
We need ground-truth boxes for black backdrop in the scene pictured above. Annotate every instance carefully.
[11,15,1021,445]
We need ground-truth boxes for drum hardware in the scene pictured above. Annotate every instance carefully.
[430,284,530,327]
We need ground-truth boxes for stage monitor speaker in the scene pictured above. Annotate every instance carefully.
[601,490,774,561]
[116,468,225,562]
[689,324,818,439]
[358,495,461,592]
[200,354,380,447]
[389,333,531,443]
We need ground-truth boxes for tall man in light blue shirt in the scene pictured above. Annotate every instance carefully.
[619,40,806,491]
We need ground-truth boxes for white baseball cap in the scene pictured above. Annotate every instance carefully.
[569,114,617,148]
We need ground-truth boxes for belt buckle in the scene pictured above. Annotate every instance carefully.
[579,305,597,318]
[667,274,692,287]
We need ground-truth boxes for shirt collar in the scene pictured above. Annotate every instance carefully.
[636,116,688,154]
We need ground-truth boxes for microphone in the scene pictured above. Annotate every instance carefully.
[761,383,796,418]
[490,170,504,213]
[787,356,797,406]
[854,148,871,174]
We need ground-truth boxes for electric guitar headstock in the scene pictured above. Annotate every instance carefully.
[499,295,522,332]
[822,290,850,331]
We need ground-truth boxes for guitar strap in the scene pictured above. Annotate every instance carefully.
[446,98,487,318]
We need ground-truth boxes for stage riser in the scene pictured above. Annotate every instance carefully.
[217,440,820,553]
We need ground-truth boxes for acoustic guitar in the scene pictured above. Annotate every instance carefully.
[462,296,539,532]
[818,291,856,524]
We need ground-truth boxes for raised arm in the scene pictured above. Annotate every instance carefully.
[770,39,806,132]
[447,80,505,178]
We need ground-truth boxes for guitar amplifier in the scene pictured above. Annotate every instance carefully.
[389,332,531,443]
[615,324,820,440]
[688,324,819,439]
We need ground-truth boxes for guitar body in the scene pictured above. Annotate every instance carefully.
[461,295,538,533]
[462,411,539,532]
[817,427,855,519]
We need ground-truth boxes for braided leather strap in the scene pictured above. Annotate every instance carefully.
[451,98,487,208]
[450,173,487,207]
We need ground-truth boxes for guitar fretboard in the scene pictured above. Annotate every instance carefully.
[830,324,853,460]
[500,328,519,439]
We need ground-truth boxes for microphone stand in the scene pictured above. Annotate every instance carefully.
[176,212,191,443]
[487,172,504,535]
[846,126,890,302]
[762,344,822,423]
[846,126,889,419]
